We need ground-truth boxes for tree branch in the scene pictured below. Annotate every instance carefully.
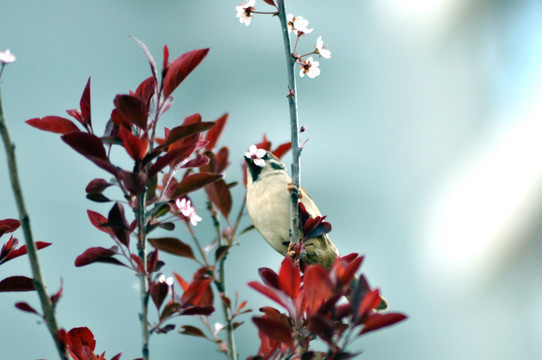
[277,0,302,245]
[0,86,68,359]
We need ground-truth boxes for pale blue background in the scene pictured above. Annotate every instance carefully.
[1,0,542,359]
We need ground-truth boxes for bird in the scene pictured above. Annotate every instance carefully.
[244,146,339,269]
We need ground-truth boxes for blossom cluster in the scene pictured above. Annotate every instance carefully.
[235,0,331,78]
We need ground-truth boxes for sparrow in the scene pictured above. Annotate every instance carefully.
[244,146,339,269]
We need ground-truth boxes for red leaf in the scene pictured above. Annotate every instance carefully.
[166,121,215,146]
[0,276,35,292]
[278,257,300,300]
[162,45,170,73]
[135,76,157,105]
[360,312,407,335]
[204,179,232,219]
[173,271,189,291]
[332,255,363,287]
[180,278,212,307]
[130,254,146,274]
[0,218,20,236]
[262,0,276,6]
[148,237,195,259]
[26,116,80,135]
[61,132,107,160]
[163,48,209,98]
[3,241,51,263]
[248,281,288,309]
[87,210,111,235]
[113,94,148,130]
[359,289,381,318]
[171,172,223,199]
[272,142,292,159]
[118,126,148,161]
[303,265,333,313]
[67,327,96,356]
[74,247,124,267]
[50,280,63,307]
[252,317,293,347]
[80,77,91,127]
[205,113,228,150]
[15,301,39,315]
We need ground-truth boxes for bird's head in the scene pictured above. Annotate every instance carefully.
[244,145,287,185]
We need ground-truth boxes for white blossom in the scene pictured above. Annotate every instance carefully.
[315,36,331,59]
[299,57,320,78]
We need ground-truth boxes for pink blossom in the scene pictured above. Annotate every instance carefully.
[236,0,256,26]
[315,36,331,59]
[176,198,202,226]
[299,57,320,78]
[244,145,266,167]
[286,14,313,36]
[0,49,16,64]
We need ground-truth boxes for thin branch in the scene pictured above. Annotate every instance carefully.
[277,0,302,244]
[210,207,237,360]
[136,191,150,360]
[0,86,69,359]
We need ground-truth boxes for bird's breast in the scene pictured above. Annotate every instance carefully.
[246,174,291,254]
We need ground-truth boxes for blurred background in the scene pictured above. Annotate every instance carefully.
[1,0,542,358]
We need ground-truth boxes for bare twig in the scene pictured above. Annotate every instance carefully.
[210,208,237,360]
[136,191,150,360]
[277,0,302,244]
[0,86,69,359]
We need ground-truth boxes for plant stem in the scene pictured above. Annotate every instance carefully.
[136,191,150,360]
[0,87,68,359]
[277,0,302,244]
[210,210,237,360]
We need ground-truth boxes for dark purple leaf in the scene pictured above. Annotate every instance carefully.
[107,203,130,247]
[0,276,35,292]
[171,172,223,199]
[258,268,279,289]
[166,121,215,146]
[179,325,209,339]
[85,178,112,194]
[308,314,334,343]
[62,132,107,160]
[148,237,194,259]
[113,94,148,130]
[74,247,124,267]
[205,179,232,219]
